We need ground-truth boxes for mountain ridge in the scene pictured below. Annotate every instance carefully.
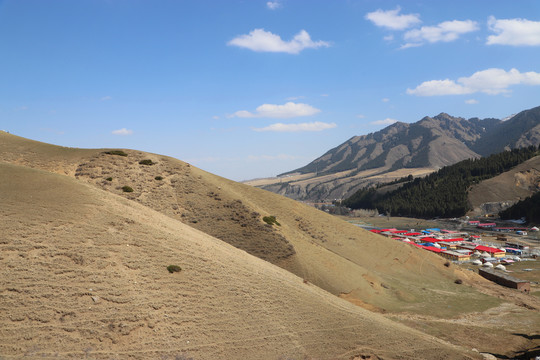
[2,131,539,358]
[255,105,540,201]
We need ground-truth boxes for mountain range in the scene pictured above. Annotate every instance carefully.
[248,105,540,202]
[2,131,539,358]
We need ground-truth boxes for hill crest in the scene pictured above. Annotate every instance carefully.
[2,131,539,358]
[254,105,540,201]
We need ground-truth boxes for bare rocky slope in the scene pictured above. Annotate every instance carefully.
[252,106,540,202]
[1,131,539,358]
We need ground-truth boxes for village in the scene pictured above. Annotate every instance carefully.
[367,221,540,293]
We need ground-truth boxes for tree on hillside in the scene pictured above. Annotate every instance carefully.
[342,146,540,218]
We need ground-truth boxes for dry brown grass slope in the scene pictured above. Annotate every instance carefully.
[2,132,539,357]
[0,132,496,315]
[468,155,540,216]
[0,163,481,359]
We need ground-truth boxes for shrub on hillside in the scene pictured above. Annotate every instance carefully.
[106,177,113,181]
[104,150,128,157]
[155,176,163,180]
[122,186,134,193]
[167,265,182,273]
[263,215,281,226]
[139,159,155,165]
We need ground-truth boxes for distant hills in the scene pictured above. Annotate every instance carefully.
[2,131,539,358]
[0,131,498,359]
[249,105,540,201]
[341,146,540,219]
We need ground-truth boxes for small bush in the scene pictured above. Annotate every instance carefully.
[444,261,451,267]
[263,215,281,226]
[122,186,134,193]
[106,177,113,181]
[167,265,182,273]
[155,176,163,180]
[454,279,463,285]
[104,150,128,157]
[139,159,155,166]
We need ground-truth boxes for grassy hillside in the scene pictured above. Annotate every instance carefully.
[342,146,540,218]
[2,131,539,358]
[2,163,485,359]
[469,155,540,216]
[0,132,495,313]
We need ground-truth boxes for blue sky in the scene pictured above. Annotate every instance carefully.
[1,0,540,181]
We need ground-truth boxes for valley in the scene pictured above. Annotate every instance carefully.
[1,131,539,359]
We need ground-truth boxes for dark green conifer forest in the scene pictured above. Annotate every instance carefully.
[341,146,540,219]
[499,192,540,224]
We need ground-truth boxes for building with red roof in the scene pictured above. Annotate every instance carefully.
[474,245,505,258]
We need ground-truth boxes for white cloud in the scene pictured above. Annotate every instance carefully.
[356,114,366,119]
[111,128,133,136]
[100,96,112,101]
[371,118,398,125]
[232,102,321,119]
[252,121,336,132]
[399,42,423,49]
[407,68,540,96]
[266,1,281,10]
[487,16,540,46]
[406,79,472,96]
[459,68,540,94]
[465,99,479,104]
[365,7,421,30]
[383,34,394,41]
[382,98,390,102]
[212,116,220,120]
[403,20,478,47]
[228,29,329,54]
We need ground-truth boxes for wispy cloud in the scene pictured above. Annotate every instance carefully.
[252,121,336,132]
[111,128,133,136]
[356,114,366,119]
[100,96,112,101]
[487,16,540,46]
[365,7,421,30]
[231,102,321,119]
[228,29,329,54]
[266,1,281,10]
[402,20,478,48]
[285,95,305,101]
[399,42,422,49]
[407,68,540,96]
[382,98,390,102]
[371,118,398,125]
[465,99,479,104]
